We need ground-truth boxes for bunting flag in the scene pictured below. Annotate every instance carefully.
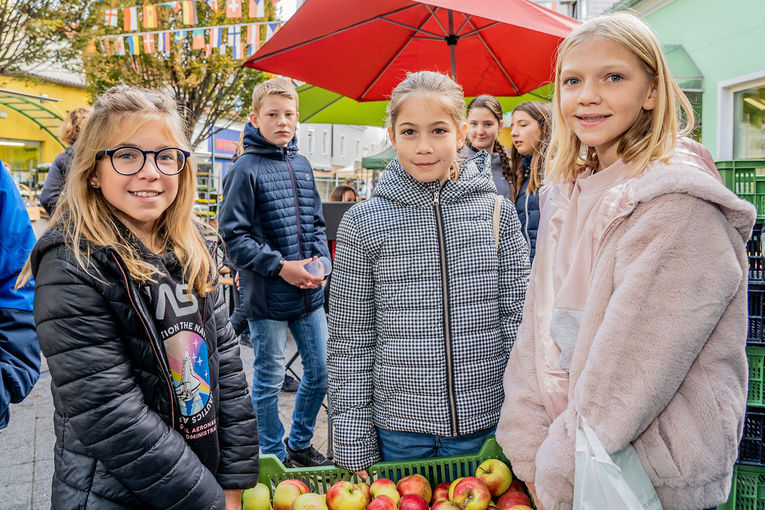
[127,35,139,55]
[182,0,198,24]
[124,6,138,31]
[104,8,118,27]
[143,33,156,53]
[271,0,279,4]
[226,0,242,18]
[143,5,158,28]
[174,30,185,44]
[85,39,98,54]
[229,26,242,58]
[192,29,205,49]
[206,0,218,12]
[265,22,279,41]
[246,24,259,54]
[158,31,171,52]
[249,0,264,18]
[115,36,126,55]
[163,1,182,12]
[104,38,114,56]
[204,32,213,57]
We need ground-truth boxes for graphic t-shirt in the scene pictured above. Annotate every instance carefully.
[140,248,220,474]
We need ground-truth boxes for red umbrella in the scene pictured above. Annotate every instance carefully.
[244,0,578,101]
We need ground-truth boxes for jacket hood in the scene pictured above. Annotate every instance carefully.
[627,138,756,241]
[373,150,497,207]
[241,122,298,156]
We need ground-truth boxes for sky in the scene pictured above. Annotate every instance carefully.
[276,0,299,21]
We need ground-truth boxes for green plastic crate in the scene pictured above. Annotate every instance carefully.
[717,160,765,220]
[718,464,765,510]
[750,346,765,407]
[258,436,511,495]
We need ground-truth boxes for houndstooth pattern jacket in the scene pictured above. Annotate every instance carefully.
[327,152,530,472]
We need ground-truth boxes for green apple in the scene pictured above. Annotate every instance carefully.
[243,483,272,510]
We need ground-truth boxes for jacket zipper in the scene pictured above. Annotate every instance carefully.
[434,185,459,436]
[593,207,633,262]
[523,189,531,246]
[284,149,309,312]
[111,252,177,429]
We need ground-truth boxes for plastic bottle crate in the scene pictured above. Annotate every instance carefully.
[258,436,512,495]
[749,224,764,283]
[717,160,765,221]
[751,346,765,407]
[718,464,765,510]
[738,408,765,467]
[749,283,765,346]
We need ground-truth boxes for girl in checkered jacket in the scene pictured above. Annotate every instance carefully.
[327,71,531,475]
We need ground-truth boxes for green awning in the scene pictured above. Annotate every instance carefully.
[361,146,396,170]
[0,89,65,148]
[663,45,704,92]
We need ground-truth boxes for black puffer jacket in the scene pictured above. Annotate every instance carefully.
[30,230,259,509]
[40,145,74,215]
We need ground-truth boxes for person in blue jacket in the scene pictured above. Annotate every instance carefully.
[509,101,552,262]
[1,160,40,429]
[219,78,332,468]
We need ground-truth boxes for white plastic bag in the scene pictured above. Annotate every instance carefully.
[573,415,662,510]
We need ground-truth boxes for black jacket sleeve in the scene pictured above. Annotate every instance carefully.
[212,286,259,488]
[34,253,226,510]
[40,149,71,216]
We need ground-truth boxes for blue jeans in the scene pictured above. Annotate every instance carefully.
[248,307,328,461]
[378,426,496,479]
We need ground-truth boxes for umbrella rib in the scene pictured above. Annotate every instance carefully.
[468,19,521,95]
[456,13,472,35]
[360,10,438,100]
[248,4,418,63]
[459,21,500,39]
[424,5,449,36]
[377,17,443,39]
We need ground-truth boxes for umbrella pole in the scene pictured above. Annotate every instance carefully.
[448,10,457,82]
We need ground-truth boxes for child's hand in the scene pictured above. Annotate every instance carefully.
[224,488,242,510]
[279,258,325,289]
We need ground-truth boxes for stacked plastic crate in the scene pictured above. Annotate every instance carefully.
[718,160,765,510]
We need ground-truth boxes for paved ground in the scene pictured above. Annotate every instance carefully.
[0,335,330,509]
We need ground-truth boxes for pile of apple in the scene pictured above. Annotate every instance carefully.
[242,458,533,510]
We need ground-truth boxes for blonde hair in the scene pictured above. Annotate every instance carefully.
[60,107,92,146]
[17,86,216,296]
[251,77,298,114]
[386,71,465,180]
[545,11,694,184]
[509,102,552,200]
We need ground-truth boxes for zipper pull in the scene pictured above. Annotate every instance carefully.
[434,189,440,205]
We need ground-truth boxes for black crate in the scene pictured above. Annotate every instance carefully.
[749,283,765,346]
[739,407,765,467]
[749,223,764,283]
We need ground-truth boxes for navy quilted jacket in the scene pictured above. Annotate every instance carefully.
[220,123,329,321]
[515,156,540,262]
[327,153,530,471]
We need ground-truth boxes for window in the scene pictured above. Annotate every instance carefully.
[307,131,314,154]
[339,135,346,158]
[356,140,361,158]
[322,132,328,155]
[734,85,765,159]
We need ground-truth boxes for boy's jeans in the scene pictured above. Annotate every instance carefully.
[377,426,496,461]
[248,307,328,462]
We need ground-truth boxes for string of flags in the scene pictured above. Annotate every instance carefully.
[103,0,276,30]
[90,20,281,58]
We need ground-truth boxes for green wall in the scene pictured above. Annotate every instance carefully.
[636,0,765,158]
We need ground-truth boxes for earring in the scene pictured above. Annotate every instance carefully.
[90,181,100,189]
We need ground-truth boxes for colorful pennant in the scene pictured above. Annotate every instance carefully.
[115,36,126,55]
[143,33,156,53]
[105,8,118,27]
[249,0,264,18]
[265,22,279,41]
[143,5,158,29]
[207,0,218,12]
[124,6,138,31]
[192,29,205,49]
[182,0,198,24]
[226,0,242,18]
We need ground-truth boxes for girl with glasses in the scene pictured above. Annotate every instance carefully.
[16,86,258,509]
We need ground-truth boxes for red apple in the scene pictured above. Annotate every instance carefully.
[274,479,309,510]
[475,459,513,498]
[432,482,451,504]
[506,479,525,494]
[506,506,533,510]
[354,483,371,505]
[366,495,397,510]
[432,501,461,510]
[396,474,432,503]
[370,478,400,506]
[398,494,429,510]
[495,491,531,510]
[325,481,367,510]
[291,493,327,510]
[449,477,492,510]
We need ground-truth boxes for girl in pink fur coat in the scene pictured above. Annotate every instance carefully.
[496,12,757,510]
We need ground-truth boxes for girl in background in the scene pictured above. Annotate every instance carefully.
[329,185,357,202]
[19,86,258,509]
[509,102,551,262]
[497,12,755,510]
[328,71,530,474]
[462,95,514,200]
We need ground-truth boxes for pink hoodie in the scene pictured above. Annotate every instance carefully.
[497,138,754,510]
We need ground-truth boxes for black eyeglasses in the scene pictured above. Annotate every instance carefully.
[97,146,190,176]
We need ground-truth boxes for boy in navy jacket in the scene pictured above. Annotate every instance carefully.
[219,78,331,467]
